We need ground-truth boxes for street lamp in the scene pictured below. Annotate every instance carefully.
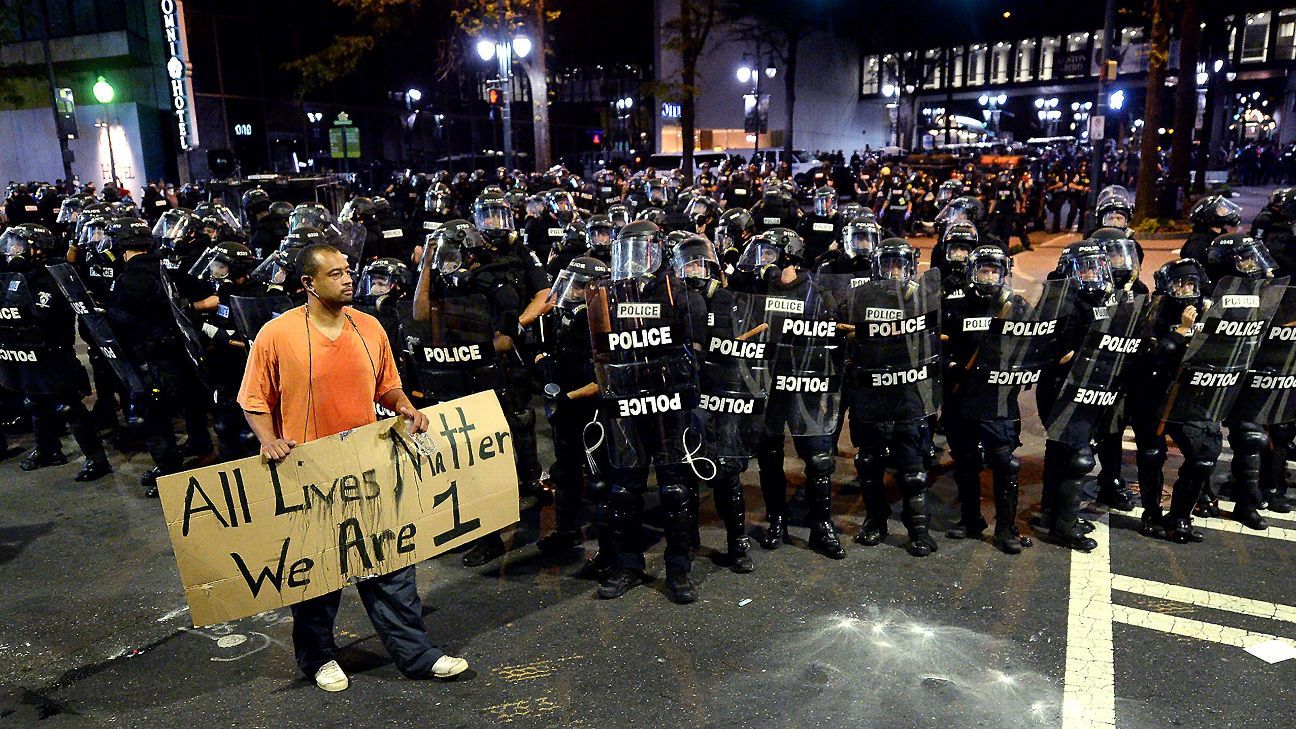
[474,31,532,168]
[736,50,777,160]
[882,84,901,147]
[93,76,114,104]
[979,93,1007,139]
[92,76,118,185]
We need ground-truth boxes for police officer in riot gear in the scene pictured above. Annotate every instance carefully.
[1130,259,1220,542]
[799,186,843,265]
[1181,195,1243,263]
[732,228,848,560]
[850,239,941,557]
[534,256,611,565]
[817,216,880,275]
[1202,233,1279,529]
[0,224,110,480]
[243,189,289,260]
[589,220,708,603]
[103,218,216,496]
[749,181,802,233]
[714,208,756,270]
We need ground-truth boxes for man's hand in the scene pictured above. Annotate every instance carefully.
[397,404,430,434]
[261,438,297,461]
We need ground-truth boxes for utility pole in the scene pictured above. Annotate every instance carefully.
[39,0,74,188]
[1088,0,1118,209]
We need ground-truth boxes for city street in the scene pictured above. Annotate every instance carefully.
[1,188,1293,728]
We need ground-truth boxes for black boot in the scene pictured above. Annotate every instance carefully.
[74,458,112,483]
[575,549,617,581]
[948,465,988,539]
[855,467,891,546]
[991,468,1030,554]
[597,568,648,599]
[1048,478,1097,551]
[901,492,938,557]
[665,571,697,604]
[808,521,846,560]
[727,535,755,573]
[760,514,788,550]
[805,474,845,559]
[1096,475,1136,511]
[1162,476,1206,544]
[19,448,67,472]
[462,532,507,566]
[536,530,582,557]
[1140,508,1167,539]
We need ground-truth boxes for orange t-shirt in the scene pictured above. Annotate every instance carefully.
[237,305,402,443]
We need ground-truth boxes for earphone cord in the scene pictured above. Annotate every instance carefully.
[303,301,380,444]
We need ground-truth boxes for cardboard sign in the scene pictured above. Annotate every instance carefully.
[157,391,518,627]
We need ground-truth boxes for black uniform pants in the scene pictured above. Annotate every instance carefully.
[852,418,932,522]
[944,413,1019,527]
[603,463,695,574]
[290,565,445,678]
[31,392,106,463]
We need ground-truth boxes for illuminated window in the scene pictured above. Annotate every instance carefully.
[1016,40,1036,81]
[1067,32,1090,53]
[1039,37,1061,80]
[925,49,945,88]
[990,42,1011,83]
[861,55,880,95]
[950,46,965,87]
[968,46,987,86]
[1242,12,1272,62]
[1278,11,1296,61]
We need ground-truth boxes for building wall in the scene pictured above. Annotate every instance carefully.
[653,0,891,158]
[0,103,150,192]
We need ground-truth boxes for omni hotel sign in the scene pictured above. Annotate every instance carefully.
[160,0,199,150]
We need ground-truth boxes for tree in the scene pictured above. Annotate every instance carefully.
[724,0,821,161]
[661,0,720,179]
[1167,0,1201,215]
[1134,0,1171,223]
[285,0,558,170]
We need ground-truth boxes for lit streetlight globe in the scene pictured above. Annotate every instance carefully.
[407,88,422,103]
[513,36,532,58]
[737,66,752,84]
[93,76,114,104]
[476,39,496,61]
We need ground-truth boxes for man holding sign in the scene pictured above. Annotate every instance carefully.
[238,243,468,691]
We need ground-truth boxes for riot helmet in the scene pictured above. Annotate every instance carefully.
[1189,195,1242,230]
[606,203,632,233]
[842,217,882,259]
[547,189,577,224]
[812,186,838,217]
[611,220,662,281]
[1094,185,1134,229]
[715,207,756,255]
[683,195,718,228]
[103,217,155,254]
[671,235,721,282]
[1206,233,1277,280]
[1058,242,1113,301]
[873,238,919,282]
[0,224,58,263]
[548,256,609,310]
[425,186,453,214]
[472,191,516,245]
[1091,227,1141,287]
[585,214,615,256]
[288,202,332,232]
[968,245,1012,299]
[357,257,410,300]
[338,196,376,224]
[241,188,271,219]
[1153,258,1209,307]
[192,241,256,282]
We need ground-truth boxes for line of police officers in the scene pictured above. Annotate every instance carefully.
[2,170,1294,606]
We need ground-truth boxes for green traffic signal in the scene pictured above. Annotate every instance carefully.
[93,76,115,104]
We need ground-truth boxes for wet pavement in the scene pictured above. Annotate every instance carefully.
[2,187,1293,727]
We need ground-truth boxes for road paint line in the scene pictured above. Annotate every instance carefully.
[157,605,189,623]
[1062,518,1116,729]
[1217,499,1296,526]
[1112,575,1296,624]
[1126,507,1296,543]
[1112,604,1296,657]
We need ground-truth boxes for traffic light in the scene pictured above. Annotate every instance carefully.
[487,88,502,106]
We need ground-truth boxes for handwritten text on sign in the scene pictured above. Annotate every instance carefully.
[157,392,519,627]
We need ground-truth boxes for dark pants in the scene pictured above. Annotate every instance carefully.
[548,402,599,535]
[944,414,1019,527]
[31,393,106,463]
[603,463,696,574]
[290,565,444,678]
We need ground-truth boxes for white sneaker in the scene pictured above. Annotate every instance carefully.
[431,654,469,678]
[314,660,349,692]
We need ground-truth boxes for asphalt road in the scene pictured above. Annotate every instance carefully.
[2,186,1293,728]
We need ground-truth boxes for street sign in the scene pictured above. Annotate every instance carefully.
[1089,115,1105,141]
[329,125,360,159]
[56,87,78,140]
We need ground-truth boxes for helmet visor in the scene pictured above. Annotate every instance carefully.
[473,201,515,232]
[736,239,782,272]
[611,236,661,281]
[843,225,880,258]
[547,268,594,309]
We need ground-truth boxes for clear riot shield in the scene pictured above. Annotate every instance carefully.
[962,279,1070,419]
[699,289,773,460]
[46,263,147,397]
[230,295,295,342]
[1230,284,1296,425]
[1044,291,1146,448]
[847,268,942,423]
[587,275,705,469]
[159,269,210,389]
[0,273,61,395]
[397,294,502,404]
[762,273,850,436]
[1162,276,1283,425]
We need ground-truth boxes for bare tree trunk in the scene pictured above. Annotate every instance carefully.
[521,59,551,171]
[782,32,798,159]
[680,1,696,179]
[1169,0,1200,215]
[1135,0,1171,222]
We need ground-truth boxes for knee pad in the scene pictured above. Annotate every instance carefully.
[1235,428,1268,453]
[1183,457,1218,482]
[986,447,1019,477]
[608,483,638,511]
[1138,446,1167,470]
[853,450,876,474]
[1269,423,1296,446]
[1065,448,1095,479]
[659,482,691,510]
[899,470,928,497]
[805,451,835,479]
